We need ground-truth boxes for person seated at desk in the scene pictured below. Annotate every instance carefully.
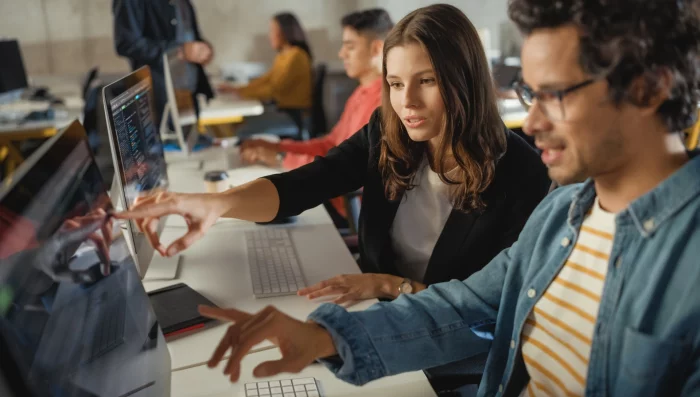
[220,13,313,140]
[113,0,215,125]
[239,8,393,223]
[132,1,700,395]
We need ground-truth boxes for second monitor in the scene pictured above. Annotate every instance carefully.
[161,48,200,155]
[102,66,170,278]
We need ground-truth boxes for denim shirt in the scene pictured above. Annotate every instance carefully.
[309,154,700,397]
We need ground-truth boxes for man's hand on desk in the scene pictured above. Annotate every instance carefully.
[241,146,282,168]
[298,273,427,303]
[199,305,337,382]
[240,139,281,152]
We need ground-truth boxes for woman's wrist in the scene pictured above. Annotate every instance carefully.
[378,274,404,299]
[378,275,427,299]
[212,189,239,218]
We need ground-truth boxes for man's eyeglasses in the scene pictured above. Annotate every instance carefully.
[514,79,596,121]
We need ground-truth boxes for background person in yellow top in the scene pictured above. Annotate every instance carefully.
[220,13,313,140]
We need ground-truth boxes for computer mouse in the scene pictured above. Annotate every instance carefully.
[255,216,296,226]
[31,87,49,99]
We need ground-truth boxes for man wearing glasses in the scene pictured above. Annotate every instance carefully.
[121,0,700,395]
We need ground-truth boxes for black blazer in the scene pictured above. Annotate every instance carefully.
[265,110,551,285]
[113,0,215,120]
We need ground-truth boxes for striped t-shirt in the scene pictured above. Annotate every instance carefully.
[520,198,615,396]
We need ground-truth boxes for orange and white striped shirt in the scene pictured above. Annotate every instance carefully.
[520,198,615,397]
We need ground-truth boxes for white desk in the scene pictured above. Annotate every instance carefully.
[200,93,264,121]
[499,99,528,130]
[171,348,437,397]
[145,166,376,371]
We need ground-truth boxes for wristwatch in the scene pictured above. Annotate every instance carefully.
[398,277,414,295]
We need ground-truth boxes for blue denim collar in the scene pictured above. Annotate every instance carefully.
[568,155,700,238]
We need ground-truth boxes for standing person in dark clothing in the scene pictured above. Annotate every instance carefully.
[112,0,215,124]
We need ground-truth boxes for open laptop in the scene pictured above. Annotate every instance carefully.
[0,120,171,396]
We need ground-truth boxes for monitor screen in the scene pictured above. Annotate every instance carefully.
[0,120,171,397]
[102,67,169,277]
[0,40,29,98]
[492,64,521,90]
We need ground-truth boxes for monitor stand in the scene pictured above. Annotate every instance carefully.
[109,176,183,282]
[143,254,182,281]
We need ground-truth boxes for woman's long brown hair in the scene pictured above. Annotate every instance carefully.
[379,4,506,211]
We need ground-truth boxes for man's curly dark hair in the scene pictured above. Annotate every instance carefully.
[508,0,700,132]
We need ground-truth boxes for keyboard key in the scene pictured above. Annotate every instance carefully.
[305,384,317,391]
[296,392,308,397]
[282,386,294,393]
[259,388,270,396]
[271,394,282,397]
[280,380,292,386]
[247,391,259,396]
[271,387,282,394]
[294,385,305,392]
[246,384,257,390]
[269,381,280,387]
[307,392,319,397]
[293,378,316,385]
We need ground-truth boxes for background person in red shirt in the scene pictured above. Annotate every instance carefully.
[240,8,394,172]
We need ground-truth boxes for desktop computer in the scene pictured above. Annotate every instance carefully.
[161,49,199,155]
[0,120,171,396]
[0,39,29,104]
[101,66,171,278]
[103,67,306,298]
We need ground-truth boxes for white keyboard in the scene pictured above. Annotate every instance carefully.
[242,378,322,397]
[245,229,306,298]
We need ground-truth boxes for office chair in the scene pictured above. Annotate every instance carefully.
[308,63,328,139]
[339,189,363,257]
[81,67,100,101]
[424,353,489,396]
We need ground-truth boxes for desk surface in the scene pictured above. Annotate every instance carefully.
[199,94,264,122]
[146,165,375,371]
[171,348,437,397]
[0,99,83,135]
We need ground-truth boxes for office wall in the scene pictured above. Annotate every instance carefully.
[0,0,360,77]
[0,0,518,78]
[358,0,519,57]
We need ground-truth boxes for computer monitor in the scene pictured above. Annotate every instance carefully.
[0,39,29,104]
[102,67,169,278]
[162,49,198,155]
[492,63,521,91]
[0,120,171,396]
